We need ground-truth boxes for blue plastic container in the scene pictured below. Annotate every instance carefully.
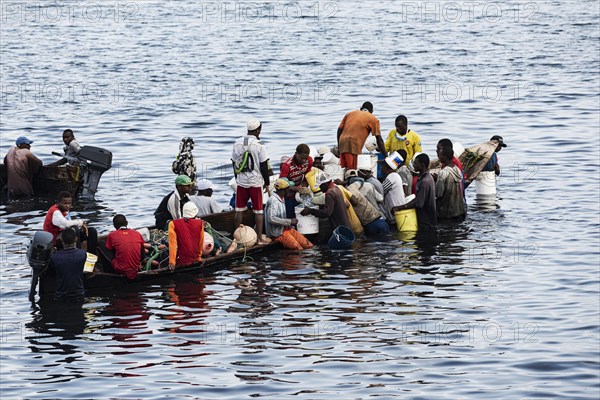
[327,225,356,250]
[376,153,386,180]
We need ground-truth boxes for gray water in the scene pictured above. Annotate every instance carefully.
[1,1,599,398]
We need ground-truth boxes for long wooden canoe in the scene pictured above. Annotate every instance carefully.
[37,210,281,297]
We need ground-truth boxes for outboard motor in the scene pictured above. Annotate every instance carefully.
[27,231,54,301]
[76,146,113,201]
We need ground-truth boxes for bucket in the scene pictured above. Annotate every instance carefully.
[295,206,319,234]
[357,154,378,176]
[385,151,404,170]
[327,225,355,250]
[83,252,97,273]
[394,208,418,232]
[476,171,496,196]
[324,164,345,182]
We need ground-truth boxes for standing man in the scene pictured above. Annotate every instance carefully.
[154,175,194,230]
[337,102,385,170]
[393,153,437,232]
[49,227,86,302]
[231,118,271,245]
[435,147,466,220]
[3,136,43,199]
[385,115,422,166]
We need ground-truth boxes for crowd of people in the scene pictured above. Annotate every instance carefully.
[18,103,507,302]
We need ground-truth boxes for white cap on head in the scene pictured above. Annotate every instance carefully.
[196,180,214,191]
[317,146,330,156]
[183,202,199,218]
[247,118,261,131]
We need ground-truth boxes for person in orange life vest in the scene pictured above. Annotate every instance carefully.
[279,143,313,218]
[337,101,386,170]
[43,191,97,253]
[264,178,313,250]
[105,214,145,280]
[168,202,205,270]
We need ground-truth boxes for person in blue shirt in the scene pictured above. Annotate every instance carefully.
[49,227,86,302]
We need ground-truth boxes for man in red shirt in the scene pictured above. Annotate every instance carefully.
[105,214,145,280]
[337,102,386,170]
[168,202,205,269]
[279,143,313,218]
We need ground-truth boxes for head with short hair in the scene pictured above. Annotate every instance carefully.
[436,138,453,157]
[62,129,74,145]
[113,214,128,229]
[57,191,73,213]
[414,153,430,173]
[60,227,77,246]
[293,143,311,165]
[319,181,332,193]
[361,102,374,113]
[395,115,408,135]
[397,149,407,162]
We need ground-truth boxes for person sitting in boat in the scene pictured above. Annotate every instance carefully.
[265,178,313,250]
[43,191,98,254]
[3,136,43,199]
[168,202,205,269]
[49,129,81,166]
[481,135,507,176]
[357,165,384,198]
[49,227,86,303]
[384,115,422,166]
[434,147,467,221]
[393,153,438,232]
[346,175,390,236]
[172,137,197,184]
[345,169,383,211]
[189,180,223,216]
[300,181,350,232]
[154,175,194,231]
[381,158,407,223]
[279,144,313,217]
[104,214,145,280]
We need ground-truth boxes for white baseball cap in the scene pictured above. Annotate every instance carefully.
[196,180,214,191]
[247,118,261,131]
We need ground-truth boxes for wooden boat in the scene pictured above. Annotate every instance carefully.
[36,210,281,298]
[1,145,112,202]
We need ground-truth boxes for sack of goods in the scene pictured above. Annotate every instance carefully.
[233,224,257,247]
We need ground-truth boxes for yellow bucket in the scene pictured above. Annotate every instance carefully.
[83,252,97,273]
[394,209,418,232]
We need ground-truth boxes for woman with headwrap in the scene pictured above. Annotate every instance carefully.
[172,137,197,183]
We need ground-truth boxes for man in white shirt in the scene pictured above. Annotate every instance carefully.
[189,180,223,216]
[231,118,271,245]
[381,159,407,223]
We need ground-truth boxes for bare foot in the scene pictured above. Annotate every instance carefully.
[226,240,238,253]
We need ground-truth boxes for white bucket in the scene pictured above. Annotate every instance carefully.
[476,171,496,195]
[83,252,97,273]
[385,151,404,170]
[357,154,378,176]
[295,206,319,234]
[324,164,345,182]
[137,227,150,242]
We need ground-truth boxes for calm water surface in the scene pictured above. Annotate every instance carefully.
[1,1,599,398]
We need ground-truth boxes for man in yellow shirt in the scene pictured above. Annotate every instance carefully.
[384,115,422,166]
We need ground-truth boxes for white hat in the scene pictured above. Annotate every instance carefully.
[247,118,261,131]
[197,180,214,191]
[183,202,199,218]
[317,146,330,156]
[322,152,339,165]
[364,136,378,152]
